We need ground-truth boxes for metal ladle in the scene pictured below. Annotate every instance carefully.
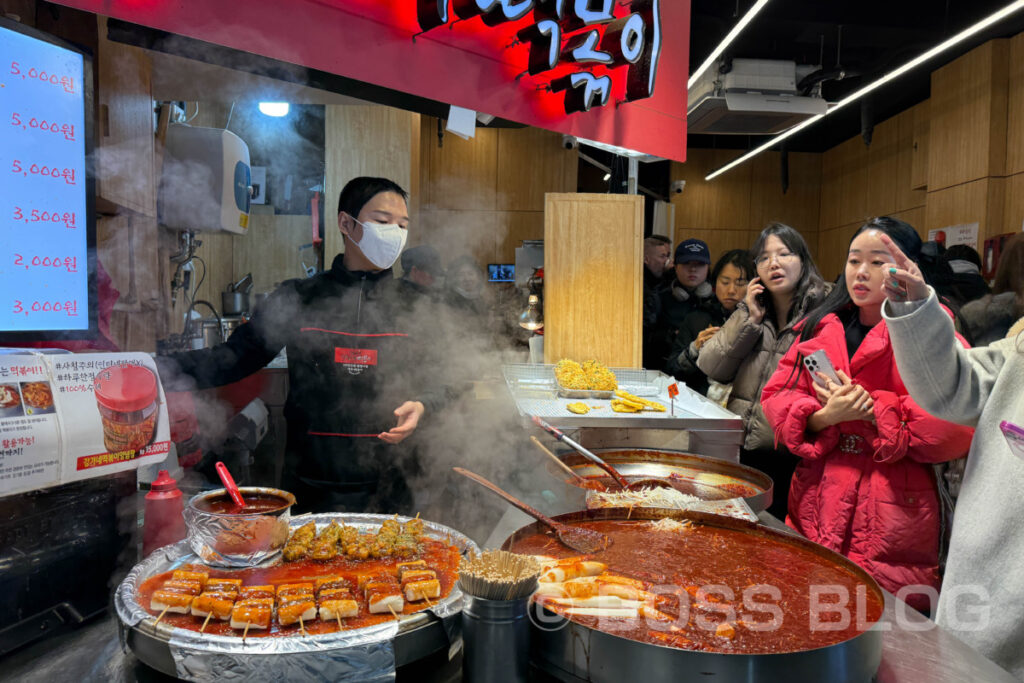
[531,416,676,492]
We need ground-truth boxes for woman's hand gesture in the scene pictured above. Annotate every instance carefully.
[878,233,929,303]
[809,370,874,431]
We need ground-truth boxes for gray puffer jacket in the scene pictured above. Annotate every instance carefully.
[696,284,828,450]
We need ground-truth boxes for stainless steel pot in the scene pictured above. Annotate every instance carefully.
[221,291,249,316]
[551,447,773,513]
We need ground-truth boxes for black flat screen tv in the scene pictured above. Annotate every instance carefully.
[0,18,97,342]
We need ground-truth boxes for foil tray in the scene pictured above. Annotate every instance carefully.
[115,513,479,682]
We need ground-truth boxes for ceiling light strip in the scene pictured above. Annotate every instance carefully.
[704,0,1024,181]
[688,0,771,90]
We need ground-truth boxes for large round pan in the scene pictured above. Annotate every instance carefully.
[552,448,773,513]
[503,507,883,683]
[116,514,478,681]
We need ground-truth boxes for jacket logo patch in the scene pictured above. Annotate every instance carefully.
[335,347,378,371]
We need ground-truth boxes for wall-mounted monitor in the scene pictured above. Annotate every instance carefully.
[0,18,97,342]
[488,263,514,283]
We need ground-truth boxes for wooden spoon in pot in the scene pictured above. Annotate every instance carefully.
[453,467,610,554]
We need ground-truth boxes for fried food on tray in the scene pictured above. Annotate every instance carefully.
[285,517,422,562]
[613,389,666,412]
[567,402,590,414]
[611,399,642,413]
[555,359,618,392]
[230,598,273,630]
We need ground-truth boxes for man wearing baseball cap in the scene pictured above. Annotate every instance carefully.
[655,238,713,370]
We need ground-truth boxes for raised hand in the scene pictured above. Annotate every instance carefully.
[878,233,929,303]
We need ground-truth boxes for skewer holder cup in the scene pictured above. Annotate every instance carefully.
[462,595,530,683]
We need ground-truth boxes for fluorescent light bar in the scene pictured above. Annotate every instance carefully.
[688,0,771,90]
[258,102,290,117]
[705,0,1024,181]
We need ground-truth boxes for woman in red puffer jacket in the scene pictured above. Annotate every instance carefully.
[761,217,974,612]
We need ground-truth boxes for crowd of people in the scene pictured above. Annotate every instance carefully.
[645,221,1024,677]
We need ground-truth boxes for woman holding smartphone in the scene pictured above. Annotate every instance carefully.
[697,223,828,518]
[760,217,974,613]
[883,232,1024,678]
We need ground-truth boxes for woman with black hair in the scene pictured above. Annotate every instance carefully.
[760,217,974,612]
[666,249,754,395]
[697,223,828,518]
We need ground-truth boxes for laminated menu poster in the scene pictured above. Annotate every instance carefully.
[0,352,170,496]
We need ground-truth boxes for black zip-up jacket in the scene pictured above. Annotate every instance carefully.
[158,255,450,489]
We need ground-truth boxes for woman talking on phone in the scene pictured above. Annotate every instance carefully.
[697,223,828,518]
[882,231,1024,677]
[760,217,974,613]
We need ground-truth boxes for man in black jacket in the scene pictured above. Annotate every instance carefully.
[641,235,673,369]
[158,177,448,513]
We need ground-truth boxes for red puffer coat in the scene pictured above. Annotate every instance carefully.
[761,311,974,609]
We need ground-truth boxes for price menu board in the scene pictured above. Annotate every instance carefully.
[0,20,94,338]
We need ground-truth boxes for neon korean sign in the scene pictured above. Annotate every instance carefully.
[414,0,662,114]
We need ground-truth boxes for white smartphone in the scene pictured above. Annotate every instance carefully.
[1000,421,1024,461]
[803,349,842,387]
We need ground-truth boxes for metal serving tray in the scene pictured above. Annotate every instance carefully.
[503,364,743,430]
[115,513,478,682]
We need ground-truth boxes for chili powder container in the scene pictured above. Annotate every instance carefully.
[94,364,160,454]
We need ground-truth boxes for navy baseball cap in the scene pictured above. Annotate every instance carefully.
[675,238,711,265]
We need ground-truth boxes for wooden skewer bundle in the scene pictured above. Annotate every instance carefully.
[458,550,541,600]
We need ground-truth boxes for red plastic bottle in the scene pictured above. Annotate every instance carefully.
[143,470,187,556]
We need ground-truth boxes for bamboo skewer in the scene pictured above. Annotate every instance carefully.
[200,612,213,633]
[530,436,581,481]
[153,606,170,626]
[458,550,542,601]
[387,603,401,621]
[337,614,343,631]
[299,616,307,636]
[242,622,250,642]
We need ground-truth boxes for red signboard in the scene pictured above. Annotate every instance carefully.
[50,0,689,161]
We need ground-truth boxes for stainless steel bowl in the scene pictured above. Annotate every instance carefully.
[183,486,295,567]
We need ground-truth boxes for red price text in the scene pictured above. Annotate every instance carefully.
[13,254,78,273]
[11,299,79,316]
[10,112,76,141]
[11,207,77,229]
[10,159,76,185]
[9,61,76,93]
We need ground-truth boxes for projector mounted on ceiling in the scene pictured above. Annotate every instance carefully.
[687,58,828,135]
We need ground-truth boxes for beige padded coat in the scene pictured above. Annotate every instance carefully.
[696,284,828,450]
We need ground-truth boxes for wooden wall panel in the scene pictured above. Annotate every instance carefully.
[500,212,545,264]
[749,151,821,235]
[910,100,930,190]
[925,177,1006,244]
[234,213,312,292]
[820,136,869,230]
[544,194,644,367]
[325,105,415,261]
[416,117,577,271]
[671,149,753,231]
[1005,174,1024,235]
[816,222,861,282]
[891,206,928,239]
[927,40,1009,192]
[1008,34,1024,176]
[895,108,928,211]
[96,17,156,217]
[496,128,577,212]
[422,127,498,211]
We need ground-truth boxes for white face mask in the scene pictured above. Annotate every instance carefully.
[350,217,408,269]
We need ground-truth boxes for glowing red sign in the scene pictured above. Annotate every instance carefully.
[415,0,661,114]
[47,0,689,161]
